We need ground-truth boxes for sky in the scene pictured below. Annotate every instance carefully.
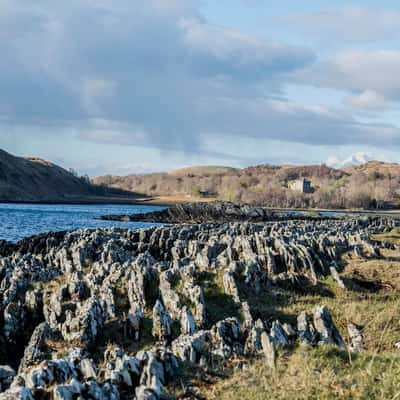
[1,0,400,176]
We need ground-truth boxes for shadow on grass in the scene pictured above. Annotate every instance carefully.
[342,277,389,293]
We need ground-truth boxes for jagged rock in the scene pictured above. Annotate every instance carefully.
[0,387,33,400]
[244,319,265,356]
[180,306,197,336]
[211,318,243,359]
[99,201,319,224]
[0,213,396,398]
[183,284,207,328]
[152,301,173,342]
[261,331,276,369]
[172,331,211,363]
[139,354,165,398]
[241,302,254,330]
[100,283,116,321]
[270,320,290,347]
[313,306,346,349]
[127,305,143,341]
[68,272,89,300]
[101,382,120,400]
[102,347,141,389]
[0,366,16,392]
[298,307,345,349]
[128,253,157,309]
[53,379,83,400]
[159,271,182,320]
[330,263,346,289]
[3,303,25,344]
[78,358,97,380]
[297,311,317,346]
[348,323,364,352]
[24,289,43,320]
[222,269,241,303]
[84,380,103,400]
[18,322,51,373]
[135,385,158,400]
[61,298,104,348]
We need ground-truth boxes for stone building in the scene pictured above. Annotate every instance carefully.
[289,178,313,193]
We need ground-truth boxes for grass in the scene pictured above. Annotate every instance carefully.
[196,271,241,327]
[205,347,400,400]
[373,227,400,247]
[180,234,400,400]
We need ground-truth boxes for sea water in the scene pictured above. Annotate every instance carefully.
[0,203,165,242]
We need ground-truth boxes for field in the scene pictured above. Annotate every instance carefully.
[187,229,400,399]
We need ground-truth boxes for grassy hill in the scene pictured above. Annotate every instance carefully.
[93,161,400,210]
[345,160,400,177]
[169,165,239,176]
[0,149,141,203]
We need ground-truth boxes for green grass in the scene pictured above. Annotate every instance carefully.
[206,347,400,400]
[184,244,400,399]
[196,271,241,327]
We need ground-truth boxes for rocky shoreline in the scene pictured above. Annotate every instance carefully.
[0,211,397,399]
[98,201,332,224]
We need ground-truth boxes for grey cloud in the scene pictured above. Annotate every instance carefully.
[295,50,400,107]
[194,97,400,148]
[0,0,398,158]
[179,18,314,80]
[78,129,253,164]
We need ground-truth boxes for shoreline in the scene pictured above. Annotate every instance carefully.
[1,196,400,215]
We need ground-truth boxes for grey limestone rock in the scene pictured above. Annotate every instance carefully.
[313,306,345,349]
[152,301,173,342]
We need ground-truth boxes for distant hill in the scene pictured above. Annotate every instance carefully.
[345,160,400,177]
[0,149,141,203]
[93,161,400,210]
[169,165,238,176]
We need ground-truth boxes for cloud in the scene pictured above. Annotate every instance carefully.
[289,6,400,42]
[295,49,400,109]
[0,0,399,164]
[326,152,374,169]
[179,18,314,80]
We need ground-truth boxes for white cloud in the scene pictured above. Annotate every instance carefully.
[296,50,400,109]
[326,152,373,169]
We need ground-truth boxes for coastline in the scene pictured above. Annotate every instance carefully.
[1,195,400,215]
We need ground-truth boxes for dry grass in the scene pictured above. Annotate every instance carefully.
[206,347,400,400]
[189,235,400,399]
[373,228,400,247]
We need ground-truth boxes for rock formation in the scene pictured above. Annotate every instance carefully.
[0,213,397,398]
[99,201,331,224]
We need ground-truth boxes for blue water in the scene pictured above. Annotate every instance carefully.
[0,203,166,242]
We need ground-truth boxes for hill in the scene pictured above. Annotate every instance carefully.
[93,161,400,210]
[169,165,238,176]
[0,149,141,203]
[345,160,400,177]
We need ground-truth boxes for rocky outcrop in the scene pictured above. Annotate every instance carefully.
[99,201,333,224]
[0,215,396,398]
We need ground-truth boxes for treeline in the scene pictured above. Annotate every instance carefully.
[93,163,400,210]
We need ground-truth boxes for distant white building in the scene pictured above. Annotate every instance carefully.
[289,178,313,193]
